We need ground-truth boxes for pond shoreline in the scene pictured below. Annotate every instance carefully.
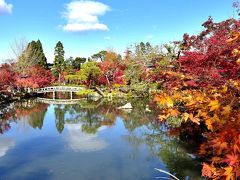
[0,87,152,108]
[0,92,41,110]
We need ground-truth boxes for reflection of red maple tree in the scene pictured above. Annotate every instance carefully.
[0,122,11,134]
[15,103,48,118]
[0,102,48,134]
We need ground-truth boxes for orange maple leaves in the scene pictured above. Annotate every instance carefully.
[154,81,239,131]
[154,79,240,179]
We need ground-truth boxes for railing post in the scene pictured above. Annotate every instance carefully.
[70,91,73,100]
[53,91,55,100]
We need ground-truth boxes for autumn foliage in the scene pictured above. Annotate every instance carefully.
[98,51,126,85]
[0,5,240,179]
[153,17,240,179]
[0,64,53,90]
[177,17,240,86]
[15,66,53,88]
[0,63,15,91]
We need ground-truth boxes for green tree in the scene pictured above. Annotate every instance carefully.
[124,42,164,86]
[16,45,36,73]
[36,40,48,69]
[65,61,102,86]
[135,42,160,64]
[64,56,75,74]
[155,43,180,69]
[16,40,48,72]
[79,61,101,86]
[91,50,107,61]
[72,57,86,69]
[53,41,65,83]
[65,56,74,66]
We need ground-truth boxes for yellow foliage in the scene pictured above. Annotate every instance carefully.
[237,58,240,65]
[223,166,234,180]
[232,48,240,57]
[182,113,189,122]
[169,109,180,117]
[189,113,200,125]
[205,118,213,131]
[222,105,231,116]
[208,100,220,112]
[227,32,240,44]
[158,114,168,121]
[154,82,239,132]
[154,94,174,108]
[222,86,228,93]
[165,96,174,107]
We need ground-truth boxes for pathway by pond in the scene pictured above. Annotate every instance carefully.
[0,99,202,180]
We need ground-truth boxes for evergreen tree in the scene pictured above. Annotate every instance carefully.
[36,40,48,69]
[53,41,65,83]
[16,40,48,72]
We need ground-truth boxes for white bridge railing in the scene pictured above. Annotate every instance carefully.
[33,86,83,93]
[36,97,81,105]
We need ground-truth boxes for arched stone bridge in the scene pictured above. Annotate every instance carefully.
[33,86,83,99]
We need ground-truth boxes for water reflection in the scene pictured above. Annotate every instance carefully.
[54,105,65,133]
[0,100,49,134]
[124,125,202,179]
[0,137,15,158]
[65,124,107,152]
[0,99,202,179]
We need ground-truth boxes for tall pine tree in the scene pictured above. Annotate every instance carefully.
[53,41,65,83]
[16,39,48,72]
[36,40,48,69]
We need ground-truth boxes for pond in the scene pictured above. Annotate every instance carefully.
[0,98,202,180]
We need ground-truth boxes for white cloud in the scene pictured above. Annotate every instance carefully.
[62,1,110,32]
[0,137,15,158]
[65,124,107,152]
[0,0,12,14]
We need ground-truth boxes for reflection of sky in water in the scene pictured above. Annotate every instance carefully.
[65,124,107,152]
[0,101,202,179]
[0,137,15,158]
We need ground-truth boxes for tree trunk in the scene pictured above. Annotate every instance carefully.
[105,74,110,85]
[177,50,181,60]
[58,72,61,85]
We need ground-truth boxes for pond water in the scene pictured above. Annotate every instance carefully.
[0,98,202,180]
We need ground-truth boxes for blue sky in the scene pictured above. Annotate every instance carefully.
[0,0,236,63]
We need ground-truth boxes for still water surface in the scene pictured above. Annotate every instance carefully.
[0,98,202,180]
